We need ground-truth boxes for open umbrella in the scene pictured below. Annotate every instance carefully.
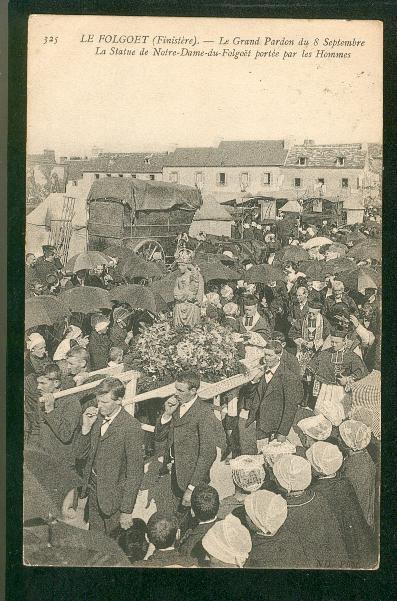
[196,260,241,283]
[298,261,329,281]
[349,370,381,440]
[120,255,163,280]
[245,264,286,284]
[149,272,178,303]
[110,285,160,314]
[321,257,357,275]
[103,245,139,262]
[326,242,348,256]
[59,287,112,314]
[276,246,310,263]
[64,251,110,274]
[339,230,367,245]
[347,242,381,262]
[339,267,381,292]
[25,295,70,331]
[302,236,333,249]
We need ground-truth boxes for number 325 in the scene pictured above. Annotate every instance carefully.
[43,36,58,44]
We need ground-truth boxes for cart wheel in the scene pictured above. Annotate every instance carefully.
[133,239,165,262]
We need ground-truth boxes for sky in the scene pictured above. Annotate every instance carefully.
[27,16,382,158]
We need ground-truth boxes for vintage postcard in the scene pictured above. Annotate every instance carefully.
[24,15,382,568]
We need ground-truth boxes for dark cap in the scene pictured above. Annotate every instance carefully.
[42,245,55,254]
[308,299,323,310]
[330,326,348,338]
[243,294,259,307]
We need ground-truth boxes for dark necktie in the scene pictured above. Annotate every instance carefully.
[100,416,112,436]
[245,317,253,326]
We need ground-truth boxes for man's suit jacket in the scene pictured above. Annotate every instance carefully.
[323,294,358,318]
[178,519,218,561]
[288,301,309,324]
[279,350,301,377]
[78,409,144,516]
[155,398,224,492]
[38,396,82,469]
[245,363,303,436]
[236,314,272,342]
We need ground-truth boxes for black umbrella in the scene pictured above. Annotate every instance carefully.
[245,264,286,284]
[347,242,381,262]
[298,261,329,281]
[276,245,310,263]
[59,287,112,314]
[196,260,241,283]
[321,257,357,275]
[25,295,70,331]
[120,255,163,280]
[110,284,162,313]
[149,272,178,303]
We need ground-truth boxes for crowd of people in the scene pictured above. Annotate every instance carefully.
[24,216,381,568]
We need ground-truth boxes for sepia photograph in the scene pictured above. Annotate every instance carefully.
[23,15,382,569]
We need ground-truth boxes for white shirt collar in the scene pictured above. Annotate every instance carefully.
[266,361,280,375]
[179,395,198,418]
[103,406,122,425]
[244,311,260,328]
[199,517,218,525]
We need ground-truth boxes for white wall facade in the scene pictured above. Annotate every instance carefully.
[163,165,283,203]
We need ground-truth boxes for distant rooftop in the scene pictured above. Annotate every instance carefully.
[284,143,367,169]
[164,139,289,167]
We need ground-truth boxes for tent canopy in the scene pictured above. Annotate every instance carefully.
[193,196,233,222]
[87,178,202,212]
[280,199,302,213]
[26,192,87,229]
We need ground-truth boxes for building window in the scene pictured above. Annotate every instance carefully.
[149,174,155,180]
[118,174,123,178]
[94,174,100,179]
[263,172,271,185]
[217,172,227,186]
[357,177,361,189]
[195,172,204,186]
[298,157,307,166]
[294,178,302,188]
[318,178,325,185]
[336,157,345,166]
[169,171,179,183]
[106,173,111,178]
[240,172,249,187]
[342,178,349,188]
[131,174,137,179]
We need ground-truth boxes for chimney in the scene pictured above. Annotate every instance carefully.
[283,137,294,150]
[43,149,56,161]
[303,139,315,146]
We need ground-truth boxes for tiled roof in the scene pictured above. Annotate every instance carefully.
[368,143,382,159]
[65,159,109,181]
[284,143,367,169]
[164,140,288,167]
[368,143,383,175]
[27,154,56,165]
[84,153,167,174]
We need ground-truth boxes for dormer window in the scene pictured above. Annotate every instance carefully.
[298,157,307,166]
[336,157,345,166]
